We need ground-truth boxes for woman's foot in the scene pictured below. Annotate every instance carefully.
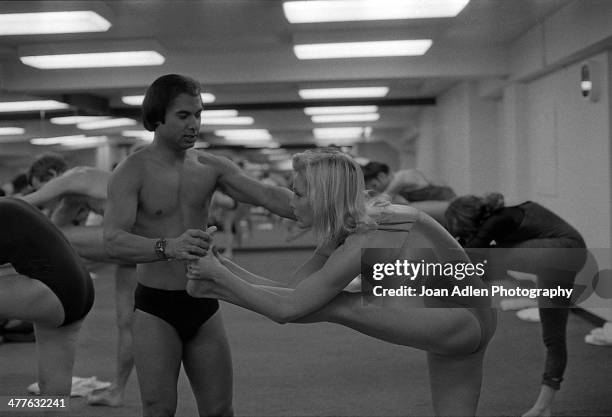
[522,385,555,417]
[185,252,228,298]
[87,386,124,407]
[522,405,551,417]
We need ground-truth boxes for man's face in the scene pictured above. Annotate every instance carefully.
[157,93,202,149]
[365,172,390,194]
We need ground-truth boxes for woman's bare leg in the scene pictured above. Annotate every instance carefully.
[0,274,64,327]
[0,273,81,397]
[296,292,487,416]
[427,350,484,416]
[34,320,82,396]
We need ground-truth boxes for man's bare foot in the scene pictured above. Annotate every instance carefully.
[87,386,124,407]
[522,406,551,417]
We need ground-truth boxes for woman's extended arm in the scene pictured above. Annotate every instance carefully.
[187,236,362,323]
[219,256,289,287]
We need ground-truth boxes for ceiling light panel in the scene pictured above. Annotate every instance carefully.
[294,40,432,59]
[30,134,107,146]
[0,127,25,135]
[0,11,111,35]
[304,106,378,115]
[312,113,379,123]
[77,118,136,130]
[299,87,388,99]
[283,0,470,23]
[314,127,365,139]
[215,129,272,140]
[20,51,165,69]
[0,100,69,112]
[122,130,154,141]
[202,116,254,125]
[50,116,110,125]
[122,93,215,106]
[202,110,238,117]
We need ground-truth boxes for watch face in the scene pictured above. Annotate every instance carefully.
[156,239,167,259]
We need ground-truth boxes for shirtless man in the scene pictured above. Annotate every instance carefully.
[21,153,136,407]
[103,73,292,417]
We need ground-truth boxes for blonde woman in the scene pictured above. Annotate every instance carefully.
[186,148,496,416]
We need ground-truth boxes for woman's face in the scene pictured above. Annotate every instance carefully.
[290,172,313,228]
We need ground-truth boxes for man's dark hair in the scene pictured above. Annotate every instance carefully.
[142,74,202,131]
[28,153,68,185]
[11,173,29,194]
[361,161,390,182]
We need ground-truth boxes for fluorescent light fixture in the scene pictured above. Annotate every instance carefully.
[200,93,216,103]
[312,113,379,123]
[122,92,215,106]
[299,87,388,99]
[202,110,238,117]
[77,118,136,130]
[0,127,25,135]
[0,100,69,112]
[20,51,165,69]
[202,116,254,125]
[315,137,359,146]
[304,105,378,115]
[30,134,107,146]
[283,0,470,23]
[295,40,432,59]
[122,130,154,141]
[244,141,280,149]
[0,11,111,35]
[121,95,144,106]
[314,127,365,139]
[50,116,110,125]
[215,129,271,140]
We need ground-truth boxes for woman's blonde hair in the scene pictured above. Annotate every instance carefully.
[292,148,373,242]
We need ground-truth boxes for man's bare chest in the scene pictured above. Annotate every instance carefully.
[138,164,216,217]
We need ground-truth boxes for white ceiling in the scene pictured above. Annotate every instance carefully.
[0,0,572,157]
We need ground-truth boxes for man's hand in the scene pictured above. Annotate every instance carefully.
[167,226,217,260]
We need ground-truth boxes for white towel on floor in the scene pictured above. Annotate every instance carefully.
[27,376,111,397]
[585,322,612,346]
[516,307,541,322]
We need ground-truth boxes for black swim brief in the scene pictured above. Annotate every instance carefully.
[134,283,219,342]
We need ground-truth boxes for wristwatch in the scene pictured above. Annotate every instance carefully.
[155,238,169,260]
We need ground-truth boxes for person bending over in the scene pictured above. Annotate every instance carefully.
[445,193,587,417]
[0,197,94,396]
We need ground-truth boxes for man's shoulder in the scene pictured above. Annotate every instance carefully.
[194,149,222,165]
[194,150,236,173]
[118,148,151,169]
[111,151,149,182]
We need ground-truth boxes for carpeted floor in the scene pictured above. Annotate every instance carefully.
[1,248,611,416]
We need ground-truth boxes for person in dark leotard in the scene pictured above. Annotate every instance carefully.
[445,193,587,417]
[0,197,94,396]
[186,149,496,417]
